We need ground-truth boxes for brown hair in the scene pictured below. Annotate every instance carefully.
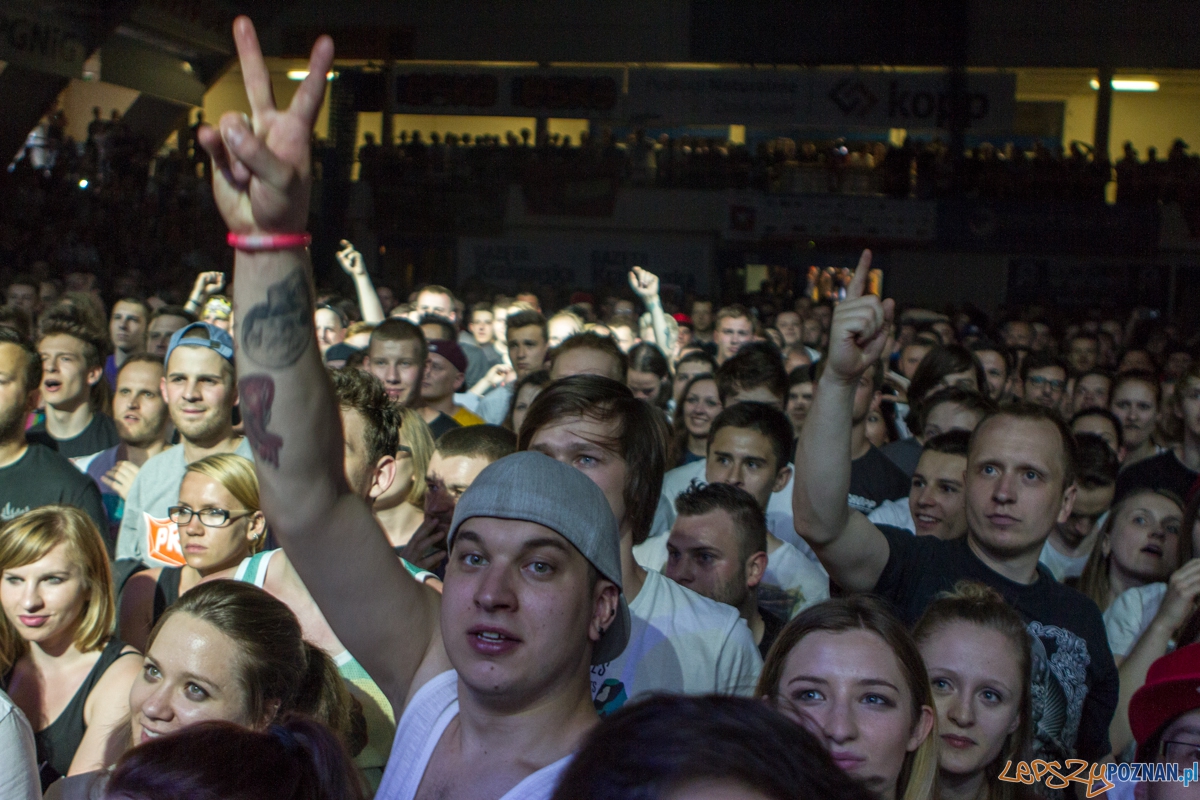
[550,331,628,383]
[914,581,1033,800]
[331,367,400,468]
[37,312,111,412]
[368,318,427,363]
[0,507,114,673]
[669,373,717,466]
[969,403,1078,489]
[756,595,939,800]
[518,375,667,545]
[148,581,361,752]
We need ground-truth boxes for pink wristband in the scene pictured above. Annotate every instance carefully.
[227,232,312,251]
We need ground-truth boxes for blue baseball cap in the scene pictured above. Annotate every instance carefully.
[165,322,235,368]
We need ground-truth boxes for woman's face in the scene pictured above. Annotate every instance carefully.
[512,383,545,435]
[1,542,89,648]
[1111,380,1158,450]
[1107,492,1183,584]
[683,379,722,439]
[130,613,258,745]
[673,361,711,405]
[775,629,933,800]
[919,621,1022,779]
[176,472,262,575]
[628,369,664,404]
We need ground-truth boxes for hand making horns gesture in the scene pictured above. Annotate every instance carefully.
[823,250,895,385]
[196,16,334,235]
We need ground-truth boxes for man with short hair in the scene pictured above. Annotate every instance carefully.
[715,344,787,409]
[116,322,252,567]
[105,298,149,387]
[785,365,815,439]
[519,375,761,709]
[420,340,482,437]
[638,401,829,619]
[550,331,629,383]
[4,276,38,319]
[31,318,119,460]
[1067,333,1100,376]
[1039,432,1119,581]
[794,251,1117,763]
[870,430,971,540]
[898,340,932,380]
[665,483,785,657]
[314,302,348,356]
[1021,351,1069,411]
[880,386,995,477]
[418,314,456,344]
[460,302,503,389]
[413,284,457,324]
[1072,369,1114,416]
[691,300,715,346]
[1003,319,1033,352]
[79,354,171,546]
[206,36,623,795]
[472,309,549,424]
[775,311,802,348]
[1116,365,1200,502]
[146,306,192,357]
[366,318,426,407]
[713,305,754,365]
[0,328,106,530]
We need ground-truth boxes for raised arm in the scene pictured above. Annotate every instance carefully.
[197,17,444,710]
[336,239,384,323]
[629,266,670,353]
[183,271,226,317]
[792,250,892,593]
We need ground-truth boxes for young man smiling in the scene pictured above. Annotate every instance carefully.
[116,322,251,568]
[794,249,1117,764]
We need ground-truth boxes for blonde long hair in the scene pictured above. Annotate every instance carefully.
[398,407,435,507]
[0,507,114,673]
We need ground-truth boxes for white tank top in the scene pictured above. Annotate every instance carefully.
[375,671,572,800]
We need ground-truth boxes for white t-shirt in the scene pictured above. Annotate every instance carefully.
[591,569,762,714]
[1038,540,1093,582]
[1103,582,1168,659]
[868,498,915,533]
[650,462,818,561]
[0,689,38,800]
[376,671,571,800]
[633,535,827,619]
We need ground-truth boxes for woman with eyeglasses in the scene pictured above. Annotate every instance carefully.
[118,454,265,652]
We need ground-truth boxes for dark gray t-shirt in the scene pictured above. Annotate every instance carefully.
[27,413,120,460]
[0,444,108,533]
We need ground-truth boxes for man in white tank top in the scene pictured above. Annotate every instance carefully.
[204,23,629,800]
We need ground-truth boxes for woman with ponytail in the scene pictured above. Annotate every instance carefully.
[48,582,360,799]
[102,715,363,800]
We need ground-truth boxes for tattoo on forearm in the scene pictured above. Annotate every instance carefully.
[241,270,313,368]
[239,374,283,468]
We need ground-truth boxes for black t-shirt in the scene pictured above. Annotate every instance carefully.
[0,444,108,533]
[426,412,461,441]
[1115,451,1198,504]
[758,606,787,660]
[27,412,120,460]
[873,525,1118,762]
[849,445,912,513]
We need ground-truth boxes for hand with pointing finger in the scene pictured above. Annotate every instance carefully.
[824,250,895,386]
[196,16,333,235]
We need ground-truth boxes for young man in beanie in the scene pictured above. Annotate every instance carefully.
[421,339,483,438]
[205,20,625,798]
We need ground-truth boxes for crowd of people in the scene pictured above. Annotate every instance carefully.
[3,16,1200,800]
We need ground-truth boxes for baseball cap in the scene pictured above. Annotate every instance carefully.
[165,322,235,368]
[428,339,468,374]
[1130,642,1200,760]
[672,313,693,328]
[448,451,629,665]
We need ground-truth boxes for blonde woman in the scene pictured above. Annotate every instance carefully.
[0,507,140,790]
[118,455,266,652]
[374,407,435,551]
